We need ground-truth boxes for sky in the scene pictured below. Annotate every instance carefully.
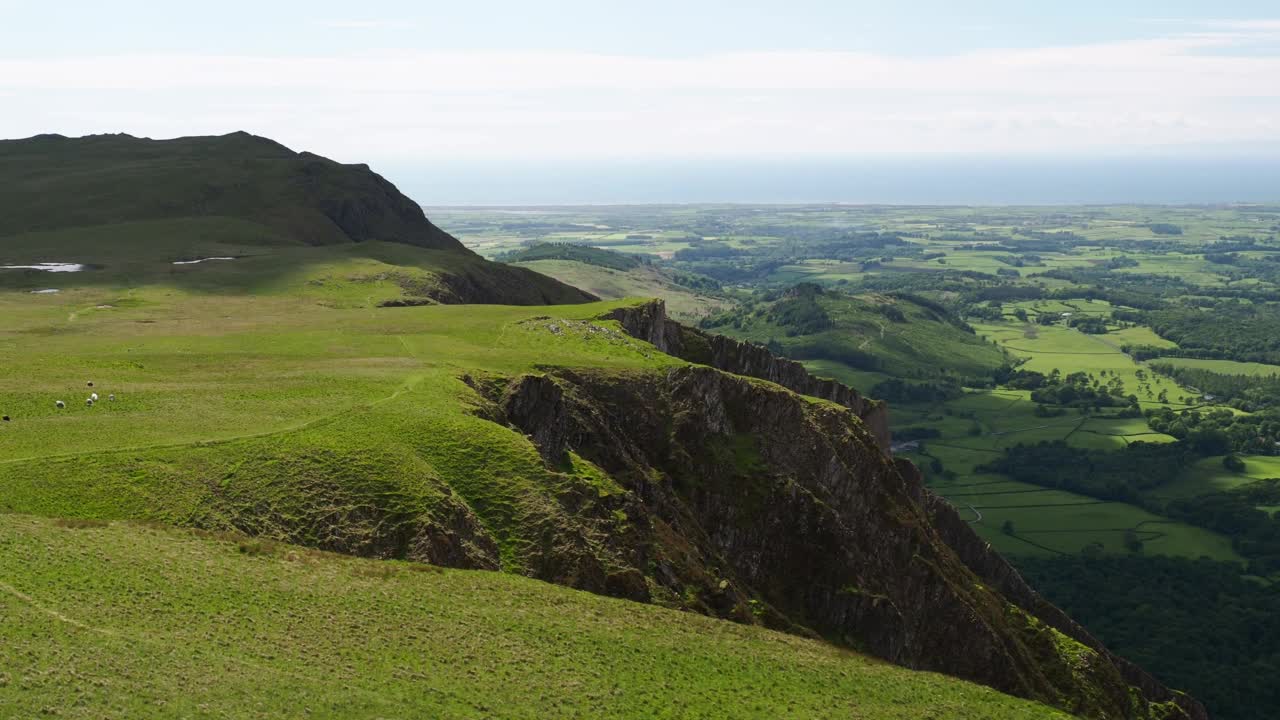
[3,1,1280,203]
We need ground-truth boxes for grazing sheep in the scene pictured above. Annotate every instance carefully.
[87,381,94,387]
[90,392,99,402]
[55,400,65,409]
[108,394,116,402]
[2,415,9,422]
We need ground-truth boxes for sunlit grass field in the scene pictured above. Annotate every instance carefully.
[1157,357,1280,377]
[1151,455,1280,501]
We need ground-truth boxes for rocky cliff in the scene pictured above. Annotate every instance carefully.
[449,301,1206,720]
[603,300,891,451]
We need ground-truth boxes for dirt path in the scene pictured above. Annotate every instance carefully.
[0,578,109,634]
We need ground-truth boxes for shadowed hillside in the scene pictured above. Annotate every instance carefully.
[0,133,594,305]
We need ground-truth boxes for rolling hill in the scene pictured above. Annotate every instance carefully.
[703,284,1008,386]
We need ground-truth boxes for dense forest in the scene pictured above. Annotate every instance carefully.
[978,441,1196,503]
[1147,303,1280,364]
[1019,555,1280,720]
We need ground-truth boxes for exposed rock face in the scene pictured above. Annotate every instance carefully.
[603,300,891,451]
[475,364,1205,720]
[408,496,502,571]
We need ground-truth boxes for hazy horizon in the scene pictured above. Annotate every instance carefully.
[402,155,1280,207]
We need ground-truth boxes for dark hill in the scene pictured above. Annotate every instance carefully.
[0,132,464,250]
[0,132,594,305]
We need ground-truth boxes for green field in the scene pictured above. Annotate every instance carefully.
[973,323,1197,411]
[0,514,1070,719]
[905,419,1236,562]
[1157,358,1280,377]
[1152,455,1280,501]
[928,473,1240,560]
[1106,326,1178,350]
[888,321,1242,563]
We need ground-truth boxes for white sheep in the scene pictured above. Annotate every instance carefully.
[108,394,115,402]
[55,400,65,409]
[90,392,99,402]
[86,398,94,407]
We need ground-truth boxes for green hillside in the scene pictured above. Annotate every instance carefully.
[703,284,1007,384]
[0,281,1198,719]
[0,513,1071,719]
[0,138,1206,720]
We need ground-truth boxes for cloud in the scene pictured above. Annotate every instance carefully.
[1,24,1278,162]
[1197,19,1280,32]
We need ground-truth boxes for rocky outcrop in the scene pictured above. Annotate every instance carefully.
[603,300,891,451]
[475,364,1204,720]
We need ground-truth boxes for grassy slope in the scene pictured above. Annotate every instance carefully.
[0,285,674,570]
[0,262,1160,717]
[0,514,1069,720]
[0,219,592,305]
